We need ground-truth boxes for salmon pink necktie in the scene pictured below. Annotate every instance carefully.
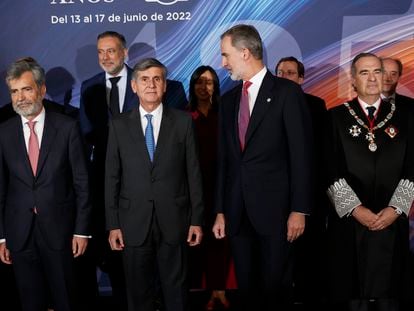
[238,81,252,151]
[27,120,39,175]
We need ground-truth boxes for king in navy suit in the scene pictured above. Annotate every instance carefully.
[213,25,313,311]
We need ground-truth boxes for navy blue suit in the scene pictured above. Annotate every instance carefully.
[215,71,313,310]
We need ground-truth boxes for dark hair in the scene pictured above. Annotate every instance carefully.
[188,66,220,112]
[97,31,127,49]
[6,57,45,88]
[381,57,403,76]
[351,52,382,77]
[275,56,305,78]
[221,24,263,60]
[132,58,167,80]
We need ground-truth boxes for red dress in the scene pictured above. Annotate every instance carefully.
[188,109,237,290]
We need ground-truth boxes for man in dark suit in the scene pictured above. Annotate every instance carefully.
[212,25,313,311]
[381,57,414,105]
[105,58,204,311]
[79,31,137,310]
[0,59,91,311]
[275,56,329,307]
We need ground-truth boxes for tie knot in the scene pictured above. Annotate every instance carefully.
[243,81,252,91]
[366,106,376,119]
[27,120,37,131]
[109,76,121,86]
[145,114,153,122]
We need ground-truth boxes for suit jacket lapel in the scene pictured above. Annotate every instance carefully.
[154,106,172,163]
[13,117,34,181]
[244,71,273,148]
[36,112,57,177]
[231,84,243,152]
[126,109,153,167]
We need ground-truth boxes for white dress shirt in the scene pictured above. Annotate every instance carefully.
[106,65,128,112]
[139,104,163,145]
[244,66,267,115]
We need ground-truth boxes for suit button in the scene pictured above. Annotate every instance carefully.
[151,178,155,182]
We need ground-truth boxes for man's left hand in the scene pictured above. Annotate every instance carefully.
[287,212,305,242]
[187,225,203,246]
[72,236,88,258]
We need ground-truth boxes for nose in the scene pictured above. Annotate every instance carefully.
[16,90,25,102]
[368,72,376,81]
[221,57,227,68]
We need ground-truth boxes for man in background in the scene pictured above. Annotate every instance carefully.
[79,30,135,311]
[381,57,414,105]
[275,56,328,308]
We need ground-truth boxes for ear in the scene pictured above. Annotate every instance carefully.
[40,84,47,97]
[131,79,138,94]
[298,77,304,85]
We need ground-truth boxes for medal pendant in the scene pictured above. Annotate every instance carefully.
[368,142,377,152]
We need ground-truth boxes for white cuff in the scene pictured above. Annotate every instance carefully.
[388,179,414,216]
[327,178,361,218]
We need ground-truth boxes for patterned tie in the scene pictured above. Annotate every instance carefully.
[238,81,252,150]
[145,114,155,162]
[366,106,376,120]
[109,76,121,116]
[27,120,39,175]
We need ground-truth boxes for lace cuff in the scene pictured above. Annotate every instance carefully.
[327,178,361,218]
[388,179,414,216]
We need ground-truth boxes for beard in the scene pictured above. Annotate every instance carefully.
[13,99,43,118]
[229,68,243,81]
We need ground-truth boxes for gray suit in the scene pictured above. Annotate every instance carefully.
[105,106,204,311]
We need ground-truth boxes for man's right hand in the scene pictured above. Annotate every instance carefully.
[0,242,12,264]
[108,229,125,251]
[212,213,226,239]
[352,205,379,228]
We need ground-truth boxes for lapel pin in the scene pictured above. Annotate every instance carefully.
[385,125,398,138]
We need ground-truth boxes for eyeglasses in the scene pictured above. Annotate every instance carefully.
[276,70,298,77]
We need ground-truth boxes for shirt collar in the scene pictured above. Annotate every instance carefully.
[20,106,46,126]
[246,66,267,86]
[139,103,163,119]
[358,97,381,112]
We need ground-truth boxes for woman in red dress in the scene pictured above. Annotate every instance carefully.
[187,66,232,310]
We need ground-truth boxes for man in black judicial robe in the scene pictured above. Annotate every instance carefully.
[325,53,414,311]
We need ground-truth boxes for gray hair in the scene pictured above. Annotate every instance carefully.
[132,58,167,80]
[6,57,45,88]
[221,24,263,60]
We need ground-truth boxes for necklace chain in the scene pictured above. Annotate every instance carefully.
[344,101,395,131]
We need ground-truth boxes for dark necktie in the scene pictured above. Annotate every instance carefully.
[366,106,376,120]
[238,81,252,150]
[27,120,39,175]
[109,76,121,116]
[145,114,155,162]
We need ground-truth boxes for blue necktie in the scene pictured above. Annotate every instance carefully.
[145,114,155,162]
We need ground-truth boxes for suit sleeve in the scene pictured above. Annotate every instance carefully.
[105,120,122,230]
[0,138,6,239]
[283,83,313,214]
[68,121,91,235]
[185,116,204,225]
